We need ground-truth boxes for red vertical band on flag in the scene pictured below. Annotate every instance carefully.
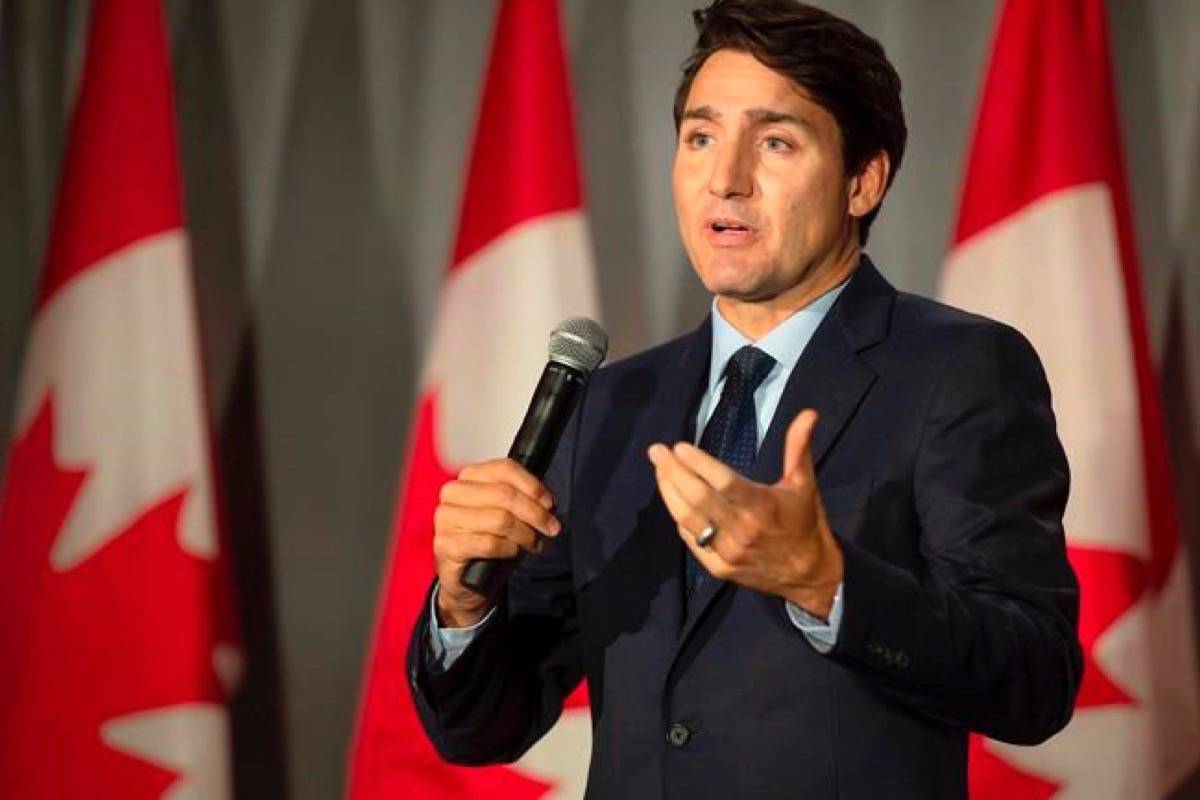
[451,0,583,269]
[37,0,184,309]
[954,1,1114,245]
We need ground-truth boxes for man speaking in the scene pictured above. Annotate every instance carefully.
[407,1,1083,797]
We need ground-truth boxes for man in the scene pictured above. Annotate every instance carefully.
[408,1,1082,797]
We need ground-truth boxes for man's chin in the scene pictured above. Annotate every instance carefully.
[695,265,772,299]
[697,269,774,300]
[714,287,779,304]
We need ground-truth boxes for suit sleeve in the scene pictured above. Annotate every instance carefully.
[829,322,1083,745]
[405,408,584,765]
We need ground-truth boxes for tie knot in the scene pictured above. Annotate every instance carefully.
[725,345,776,392]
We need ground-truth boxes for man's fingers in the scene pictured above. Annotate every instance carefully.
[676,519,733,580]
[654,460,707,536]
[648,444,733,531]
[648,446,705,531]
[781,409,819,484]
[434,504,543,554]
[671,442,761,505]
[671,442,742,494]
[433,529,525,562]
[457,458,555,509]
[439,480,561,536]
[655,475,730,577]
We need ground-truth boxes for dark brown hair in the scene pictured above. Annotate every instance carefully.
[674,0,906,244]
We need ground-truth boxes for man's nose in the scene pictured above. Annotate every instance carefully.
[708,139,753,199]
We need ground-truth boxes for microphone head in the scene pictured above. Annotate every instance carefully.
[549,317,608,374]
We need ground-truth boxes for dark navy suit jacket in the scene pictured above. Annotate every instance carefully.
[408,258,1083,799]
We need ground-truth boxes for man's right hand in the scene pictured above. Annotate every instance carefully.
[433,458,561,628]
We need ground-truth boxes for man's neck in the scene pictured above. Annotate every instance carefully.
[716,247,860,341]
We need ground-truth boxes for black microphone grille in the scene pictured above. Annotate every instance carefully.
[548,317,608,373]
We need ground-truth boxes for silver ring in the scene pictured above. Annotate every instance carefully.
[696,524,717,548]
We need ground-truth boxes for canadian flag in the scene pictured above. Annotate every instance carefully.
[346,0,599,798]
[941,0,1200,797]
[0,0,239,797]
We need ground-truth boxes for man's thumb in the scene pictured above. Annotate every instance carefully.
[781,409,819,483]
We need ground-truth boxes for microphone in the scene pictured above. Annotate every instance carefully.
[461,317,608,595]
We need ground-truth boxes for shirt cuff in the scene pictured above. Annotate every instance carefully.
[785,582,844,654]
[427,583,497,671]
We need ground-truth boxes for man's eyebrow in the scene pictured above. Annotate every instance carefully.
[679,105,814,131]
[745,108,813,130]
[680,105,719,122]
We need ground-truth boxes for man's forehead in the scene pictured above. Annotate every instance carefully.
[684,50,821,115]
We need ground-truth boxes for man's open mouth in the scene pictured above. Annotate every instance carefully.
[709,218,752,233]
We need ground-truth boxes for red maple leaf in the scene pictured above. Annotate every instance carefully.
[0,398,234,797]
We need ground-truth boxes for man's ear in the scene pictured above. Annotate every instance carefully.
[847,150,890,219]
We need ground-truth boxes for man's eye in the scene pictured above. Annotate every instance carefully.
[763,136,791,153]
[687,132,714,148]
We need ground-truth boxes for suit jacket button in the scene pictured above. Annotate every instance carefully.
[895,652,910,668]
[667,723,692,747]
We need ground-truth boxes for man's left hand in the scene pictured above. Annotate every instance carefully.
[647,409,844,619]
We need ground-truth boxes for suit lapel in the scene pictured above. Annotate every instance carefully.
[645,319,712,470]
[634,319,712,638]
[751,319,877,482]
[671,257,894,658]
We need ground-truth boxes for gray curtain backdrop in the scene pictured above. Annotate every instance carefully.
[2,1,1199,798]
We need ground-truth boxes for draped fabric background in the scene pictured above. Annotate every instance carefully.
[1,1,1199,798]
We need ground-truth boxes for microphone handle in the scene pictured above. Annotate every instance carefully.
[461,361,587,596]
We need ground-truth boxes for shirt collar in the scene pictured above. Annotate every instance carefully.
[707,279,849,394]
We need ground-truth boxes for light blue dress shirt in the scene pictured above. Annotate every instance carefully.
[430,281,848,667]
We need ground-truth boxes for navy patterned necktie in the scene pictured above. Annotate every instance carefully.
[685,345,777,598]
